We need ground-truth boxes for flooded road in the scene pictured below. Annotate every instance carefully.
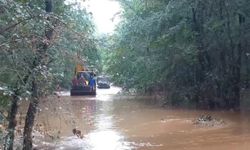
[18,87,250,150]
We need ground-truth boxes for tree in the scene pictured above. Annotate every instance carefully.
[0,0,98,149]
[106,0,250,109]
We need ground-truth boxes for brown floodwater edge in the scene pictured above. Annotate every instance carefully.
[8,87,250,150]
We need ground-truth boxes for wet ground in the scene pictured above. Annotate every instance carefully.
[16,87,250,150]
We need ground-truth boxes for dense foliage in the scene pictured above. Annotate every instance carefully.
[0,0,99,104]
[0,0,99,149]
[106,0,250,109]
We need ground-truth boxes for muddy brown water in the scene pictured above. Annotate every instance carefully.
[16,87,250,150]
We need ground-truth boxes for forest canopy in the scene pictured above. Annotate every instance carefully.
[105,0,250,109]
[0,0,99,149]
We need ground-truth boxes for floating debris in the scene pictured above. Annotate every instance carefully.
[193,115,226,127]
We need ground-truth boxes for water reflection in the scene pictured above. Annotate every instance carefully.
[29,86,250,150]
[55,87,131,150]
[84,100,131,150]
[86,120,129,150]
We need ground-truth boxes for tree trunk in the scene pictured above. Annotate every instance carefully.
[191,3,207,107]
[230,12,244,110]
[22,1,53,149]
[4,93,19,150]
[22,80,39,150]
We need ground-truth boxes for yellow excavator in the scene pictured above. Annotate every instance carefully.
[70,63,96,96]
